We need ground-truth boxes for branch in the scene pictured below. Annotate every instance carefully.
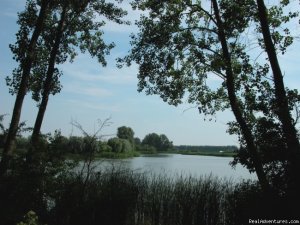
[186,2,217,25]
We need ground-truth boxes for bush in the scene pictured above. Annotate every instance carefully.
[17,211,42,225]
[107,138,134,153]
[138,144,157,153]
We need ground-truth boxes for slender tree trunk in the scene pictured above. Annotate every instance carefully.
[31,4,68,147]
[211,0,271,193]
[256,0,300,155]
[0,1,49,177]
[256,0,300,190]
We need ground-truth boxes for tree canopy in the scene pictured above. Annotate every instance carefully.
[121,0,300,194]
[117,126,135,143]
[0,0,129,176]
[142,133,173,152]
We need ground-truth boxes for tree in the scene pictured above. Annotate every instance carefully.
[117,126,135,143]
[142,133,173,152]
[255,0,300,192]
[108,138,123,153]
[0,0,51,177]
[107,137,132,153]
[159,134,173,151]
[48,130,69,154]
[68,136,85,154]
[121,0,271,192]
[30,0,128,147]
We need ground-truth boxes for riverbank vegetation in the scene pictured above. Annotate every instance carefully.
[0,121,237,159]
[172,145,237,157]
[1,157,298,225]
[0,123,174,159]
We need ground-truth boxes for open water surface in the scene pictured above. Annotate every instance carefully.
[91,154,256,181]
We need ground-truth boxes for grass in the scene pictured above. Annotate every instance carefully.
[2,164,299,225]
[50,170,245,225]
[50,168,295,225]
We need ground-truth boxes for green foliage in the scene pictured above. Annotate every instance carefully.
[48,129,69,153]
[175,145,237,152]
[33,169,300,225]
[17,211,42,225]
[6,0,129,103]
[0,135,77,225]
[142,133,173,152]
[107,137,134,153]
[120,0,300,194]
[107,137,123,153]
[117,126,135,143]
[138,144,157,153]
[98,141,112,153]
[68,136,85,154]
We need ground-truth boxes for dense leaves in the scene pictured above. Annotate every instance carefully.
[142,133,173,152]
[7,0,129,102]
[121,0,300,193]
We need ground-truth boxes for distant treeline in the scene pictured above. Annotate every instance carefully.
[174,145,238,152]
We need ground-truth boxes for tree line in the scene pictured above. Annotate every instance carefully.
[175,145,237,153]
[0,123,173,156]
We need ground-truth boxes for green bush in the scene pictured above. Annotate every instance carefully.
[17,211,42,225]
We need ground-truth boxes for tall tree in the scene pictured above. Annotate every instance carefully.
[255,0,300,191]
[0,0,51,177]
[117,126,135,143]
[211,0,270,191]
[121,0,271,192]
[30,0,128,146]
[142,133,173,152]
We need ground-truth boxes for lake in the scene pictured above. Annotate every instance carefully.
[91,154,257,181]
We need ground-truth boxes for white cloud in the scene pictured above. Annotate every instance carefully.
[64,82,113,98]
[66,99,120,112]
[63,60,138,85]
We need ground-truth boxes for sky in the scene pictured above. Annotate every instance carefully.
[1,0,300,146]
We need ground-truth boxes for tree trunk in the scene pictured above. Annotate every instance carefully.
[256,0,300,190]
[31,4,68,147]
[211,0,271,193]
[0,1,49,177]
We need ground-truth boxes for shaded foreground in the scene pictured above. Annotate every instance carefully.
[1,163,299,225]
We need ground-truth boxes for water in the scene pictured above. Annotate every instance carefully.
[91,154,256,181]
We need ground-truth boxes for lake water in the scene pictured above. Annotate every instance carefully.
[92,154,257,181]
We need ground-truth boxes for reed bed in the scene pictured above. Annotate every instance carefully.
[49,167,261,225]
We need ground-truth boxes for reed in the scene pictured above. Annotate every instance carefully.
[50,168,259,225]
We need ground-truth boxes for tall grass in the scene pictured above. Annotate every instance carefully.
[49,168,262,225]
[3,165,297,225]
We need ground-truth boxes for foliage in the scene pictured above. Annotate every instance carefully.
[138,144,157,154]
[5,168,297,225]
[17,211,42,225]
[107,137,134,153]
[120,0,300,193]
[117,126,135,144]
[175,145,237,152]
[6,0,129,102]
[0,135,77,225]
[98,141,112,153]
[142,133,173,152]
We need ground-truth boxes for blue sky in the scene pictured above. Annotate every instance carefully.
[1,0,299,145]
